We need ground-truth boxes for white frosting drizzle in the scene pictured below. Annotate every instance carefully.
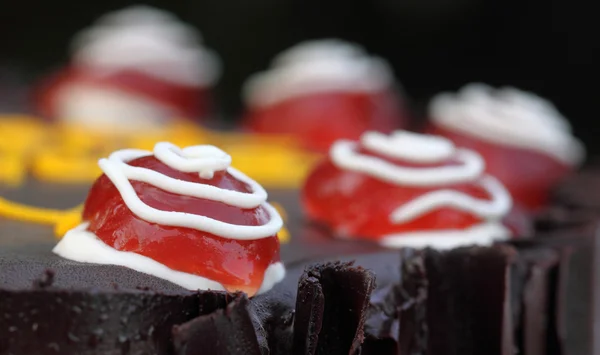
[98,142,283,240]
[271,39,365,66]
[380,222,510,250]
[429,83,585,165]
[390,175,511,223]
[53,223,286,294]
[330,130,513,248]
[331,132,485,186]
[243,39,394,108]
[71,5,221,87]
[362,131,455,163]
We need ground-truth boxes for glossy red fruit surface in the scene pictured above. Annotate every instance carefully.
[427,125,571,211]
[83,156,280,295]
[244,91,405,152]
[302,148,496,239]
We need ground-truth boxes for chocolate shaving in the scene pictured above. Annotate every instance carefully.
[292,261,376,355]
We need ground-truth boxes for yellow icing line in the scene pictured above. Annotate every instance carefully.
[0,115,321,189]
[0,196,82,238]
[271,201,291,244]
[0,155,27,187]
[53,207,84,238]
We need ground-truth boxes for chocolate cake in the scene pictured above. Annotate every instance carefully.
[0,187,592,355]
[0,125,595,355]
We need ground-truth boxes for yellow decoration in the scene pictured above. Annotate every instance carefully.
[277,227,292,244]
[0,116,48,155]
[271,201,291,244]
[53,206,84,238]
[0,115,320,189]
[0,196,82,237]
[0,154,27,187]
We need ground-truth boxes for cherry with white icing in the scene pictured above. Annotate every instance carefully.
[427,83,585,210]
[54,142,285,296]
[242,39,407,152]
[302,131,519,249]
[37,6,221,128]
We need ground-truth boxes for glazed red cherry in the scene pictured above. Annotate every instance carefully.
[427,84,584,211]
[58,143,284,296]
[303,131,524,249]
[242,39,406,152]
[36,5,220,126]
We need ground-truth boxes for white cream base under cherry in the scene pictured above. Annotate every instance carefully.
[53,223,286,295]
[379,221,510,250]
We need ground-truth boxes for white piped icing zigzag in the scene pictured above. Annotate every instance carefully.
[54,142,285,293]
[243,39,394,108]
[99,142,283,239]
[429,83,585,165]
[330,131,513,249]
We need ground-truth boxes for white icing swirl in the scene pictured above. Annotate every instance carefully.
[389,175,511,223]
[71,5,221,87]
[243,39,394,108]
[54,142,285,293]
[98,142,283,240]
[330,131,512,248]
[331,131,485,186]
[429,83,585,165]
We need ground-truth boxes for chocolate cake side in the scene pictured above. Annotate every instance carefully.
[363,249,427,355]
[0,287,203,354]
[512,246,561,355]
[0,245,233,354]
[424,245,517,355]
[292,261,376,355]
[535,166,600,355]
[172,294,262,355]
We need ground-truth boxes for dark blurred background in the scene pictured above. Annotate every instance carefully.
[0,0,598,151]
